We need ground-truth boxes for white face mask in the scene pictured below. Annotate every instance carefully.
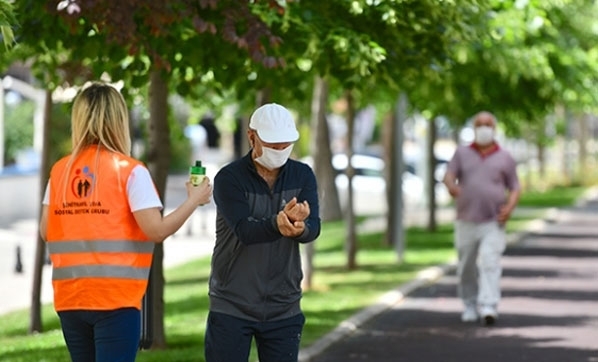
[255,144,294,170]
[474,126,494,146]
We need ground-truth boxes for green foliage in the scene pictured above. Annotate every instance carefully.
[48,102,73,165]
[132,99,192,173]
[0,0,17,51]
[168,120,192,173]
[266,0,488,102]
[8,0,595,162]
[11,1,289,95]
[3,99,34,165]
[517,185,586,207]
[7,0,598,139]
[408,0,598,132]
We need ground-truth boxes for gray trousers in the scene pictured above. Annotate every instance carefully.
[454,220,506,309]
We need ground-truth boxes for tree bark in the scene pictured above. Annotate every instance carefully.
[311,76,342,222]
[30,89,52,333]
[563,106,574,183]
[578,113,588,177]
[537,142,545,178]
[344,90,357,270]
[386,93,407,262]
[302,76,341,290]
[426,116,437,231]
[381,111,393,246]
[256,88,271,107]
[145,69,171,349]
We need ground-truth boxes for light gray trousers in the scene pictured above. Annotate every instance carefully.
[454,220,506,309]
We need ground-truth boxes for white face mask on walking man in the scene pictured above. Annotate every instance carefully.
[255,144,294,170]
[474,126,495,146]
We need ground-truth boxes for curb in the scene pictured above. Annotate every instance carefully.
[298,262,455,362]
[298,204,566,362]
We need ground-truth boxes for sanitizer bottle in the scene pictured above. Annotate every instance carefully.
[189,160,206,186]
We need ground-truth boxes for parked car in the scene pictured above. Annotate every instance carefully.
[301,153,450,216]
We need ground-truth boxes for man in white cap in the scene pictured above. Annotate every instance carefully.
[205,103,321,362]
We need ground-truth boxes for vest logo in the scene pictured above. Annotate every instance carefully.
[71,166,95,199]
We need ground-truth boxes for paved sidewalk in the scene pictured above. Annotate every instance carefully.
[300,194,598,362]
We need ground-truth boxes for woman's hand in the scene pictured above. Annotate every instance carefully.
[186,177,212,207]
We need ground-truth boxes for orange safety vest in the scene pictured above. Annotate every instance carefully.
[46,146,155,311]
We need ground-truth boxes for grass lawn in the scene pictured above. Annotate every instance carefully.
[0,185,587,362]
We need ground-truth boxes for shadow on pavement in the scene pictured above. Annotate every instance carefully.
[305,202,598,362]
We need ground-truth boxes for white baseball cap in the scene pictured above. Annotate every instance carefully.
[249,103,300,143]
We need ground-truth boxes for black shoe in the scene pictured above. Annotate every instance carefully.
[480,306,498,326]
[483,314,496,326]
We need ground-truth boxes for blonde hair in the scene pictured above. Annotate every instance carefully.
[58,82,131,201]
[70,82,131,156]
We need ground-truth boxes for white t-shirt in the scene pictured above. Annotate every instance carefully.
[42,165,163,212]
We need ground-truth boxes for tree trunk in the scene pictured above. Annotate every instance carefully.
[237,115,249,157]
[426,117,437,231]
[563,107,574,183]
[256,88,271,107]
[537,142,545,178]
[578,113,588,178]
[344,90,357,270]
[302,76,340,290]
[312,76,342,222]
[250,88,271,155]
[300,242,315,291]
[386,93,407,262]
[30,89,52,333]
[145,69,171,349]
[381,111,393,246]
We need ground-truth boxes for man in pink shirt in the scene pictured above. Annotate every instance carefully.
[443,111,521,326]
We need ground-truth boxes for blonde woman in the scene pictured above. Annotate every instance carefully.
[39,82,212,362]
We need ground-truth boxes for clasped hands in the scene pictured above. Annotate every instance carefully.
[277,197,310,238]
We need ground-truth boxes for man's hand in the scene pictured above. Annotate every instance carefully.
[497,204,512,225]
[283,197,310,222]
[447,184,461,198]
[277,211,305,238]
[443,172,460,198]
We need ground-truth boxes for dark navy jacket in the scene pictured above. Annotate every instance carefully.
[209,151,321,321]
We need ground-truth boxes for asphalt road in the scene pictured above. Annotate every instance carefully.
[301,198,598,362]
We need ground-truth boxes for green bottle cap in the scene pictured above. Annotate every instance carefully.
[190,160,206,175]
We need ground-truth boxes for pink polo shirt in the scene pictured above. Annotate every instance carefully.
[446,143,520,223]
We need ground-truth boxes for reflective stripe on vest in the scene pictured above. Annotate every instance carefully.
[47,240,155,254]
[53,265,150,280]
[48,239,154,281]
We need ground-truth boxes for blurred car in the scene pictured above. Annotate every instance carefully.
[301,153,450,216]
[331,153,388,215]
